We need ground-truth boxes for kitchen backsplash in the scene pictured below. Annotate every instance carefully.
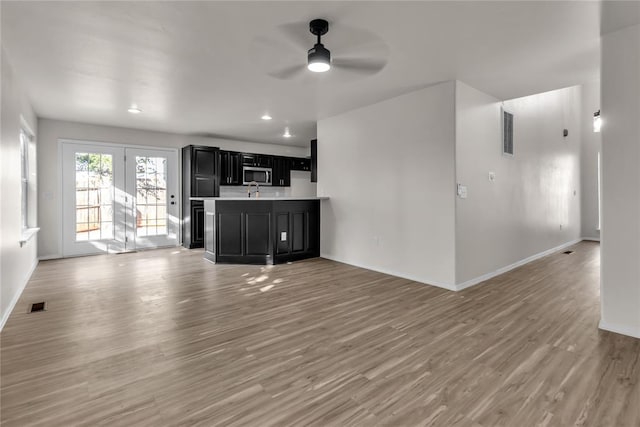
[220,186,292,198]
[220,171,316,198]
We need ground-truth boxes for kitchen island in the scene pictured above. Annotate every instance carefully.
[194,197,327,265]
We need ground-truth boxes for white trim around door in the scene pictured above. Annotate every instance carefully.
[60,140,179,257]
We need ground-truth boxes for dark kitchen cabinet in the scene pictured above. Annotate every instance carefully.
[272,157,291,187]
[242,153,273,168]
[189,146,218,197]
[182,145,219,248]
[190,201,205,247]
[219,150,242,185]
[208,199,319,265]
[310,139,317,183]
[273,200,320,264]
[290,157,311,171]
[216,201,273,264]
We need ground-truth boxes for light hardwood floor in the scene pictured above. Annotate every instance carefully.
[1,241,639,426]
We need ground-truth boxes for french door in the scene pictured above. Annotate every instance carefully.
[62,141,178,256]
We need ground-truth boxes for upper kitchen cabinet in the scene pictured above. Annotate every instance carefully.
[219,150,242,185]
[242,153,273,168]
[272,156,292,187]
[290,157,311,171]
[183,145,219,197]
[310,139,317,183]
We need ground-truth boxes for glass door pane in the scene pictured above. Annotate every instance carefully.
[135,156,168,237]
[62,142,125,257]
[74,152,114,241]
[125,148,178,250]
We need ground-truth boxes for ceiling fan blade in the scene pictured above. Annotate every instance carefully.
[276,21,312,52]
[332,58,387,74]
[268,64,306,80]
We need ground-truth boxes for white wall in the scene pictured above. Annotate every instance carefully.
[1,50,38,328]
[455,82,582,286]
[37,118,311,259]
[580,81,601,240]
[317,81,457,288]
[600,22,640,338]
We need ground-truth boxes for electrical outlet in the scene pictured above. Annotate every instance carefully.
[488,172,496,182]
[280,232,287,241]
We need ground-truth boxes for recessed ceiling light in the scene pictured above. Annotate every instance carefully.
[128,105,142,114]
[261,114,272,120]
[283,128,292,138]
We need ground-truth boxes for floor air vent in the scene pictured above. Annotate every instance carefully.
[563,251,574,255]
[28,302,47,313]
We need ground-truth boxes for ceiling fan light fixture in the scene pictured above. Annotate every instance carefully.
[307,19,331,73]
[307,43,331,72]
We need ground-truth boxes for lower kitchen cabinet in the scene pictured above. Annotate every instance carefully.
[273,201,319,263]
[217,201,274,264]
[204,199,320,264]
[183,200,204,249]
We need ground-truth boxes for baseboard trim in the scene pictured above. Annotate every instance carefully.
[0,258,39,331]
[581,237,600,242]
[599,319,640,339]
[319,254,457,291]
[321,238,594,294]
[39,254,62,261]
[454,239,582,291]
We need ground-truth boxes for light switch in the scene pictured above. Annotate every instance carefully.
[488,172,495,182]
[457,184,468,199]
[280,232,287,241]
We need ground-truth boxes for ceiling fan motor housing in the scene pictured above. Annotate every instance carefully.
[308,43,330,64]
[309,19,329,36]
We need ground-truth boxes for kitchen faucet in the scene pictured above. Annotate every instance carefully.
[247,181,260,198]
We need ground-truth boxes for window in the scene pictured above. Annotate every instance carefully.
[20,128,30,231]
[18,120,38,247]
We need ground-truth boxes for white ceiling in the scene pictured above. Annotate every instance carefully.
[1,1,601,147]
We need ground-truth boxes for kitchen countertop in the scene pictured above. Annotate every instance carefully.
[191,196,329,201]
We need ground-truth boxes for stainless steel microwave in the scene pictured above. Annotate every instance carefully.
[242,166,272,186]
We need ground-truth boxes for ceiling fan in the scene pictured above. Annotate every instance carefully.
[252,18,389,80]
